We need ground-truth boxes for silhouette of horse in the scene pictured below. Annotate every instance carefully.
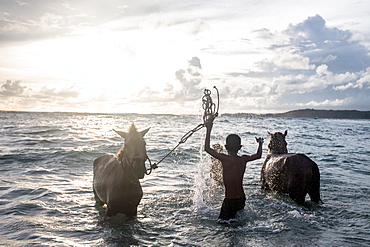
[261,130,321,206]
[93,123,150,217]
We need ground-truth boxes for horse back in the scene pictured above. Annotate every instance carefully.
[262,153,317,192]
[285,153,317,171]
[94,154,116,173]
[93,154,120,201]
[93,154,143,207]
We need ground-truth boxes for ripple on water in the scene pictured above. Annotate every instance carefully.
[0,113,369,246]
[25,168,55,176]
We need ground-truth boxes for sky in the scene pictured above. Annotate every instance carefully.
[1,0,370,114]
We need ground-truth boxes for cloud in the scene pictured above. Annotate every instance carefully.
[286,15,350,44]
[186,19,209,35]
[285,14,370,74]
[254,15,370,75]
[0,0,204,44]
[300,99,346,107]
[1,2,370,114]
[0,80,82,111]
[174,57,202,99]
[253,28,274,40]
[0,1,71,43]
[0,80,26,96]
[37,85,80,98]
[139,12,172,29]
[226,15,370,112]
[260,51,316,71]
[132,57,203,103]
[0,80,80,98]
[333,67,370,90]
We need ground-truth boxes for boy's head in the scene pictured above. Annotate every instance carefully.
[225,134,241,152]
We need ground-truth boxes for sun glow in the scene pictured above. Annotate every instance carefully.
[24,33,139,89]
[27,28,197,90]
[2,0,369,114]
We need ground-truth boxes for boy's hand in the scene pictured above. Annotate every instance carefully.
[255,137,264,144]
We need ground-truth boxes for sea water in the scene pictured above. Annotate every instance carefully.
[0,111,369,246]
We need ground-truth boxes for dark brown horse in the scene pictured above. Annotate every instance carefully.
[261,130,321,205]
[93,123,149,217]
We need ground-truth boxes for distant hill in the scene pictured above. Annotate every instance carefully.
[223,109,370,119]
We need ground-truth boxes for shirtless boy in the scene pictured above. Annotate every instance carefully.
[204,121,264,224]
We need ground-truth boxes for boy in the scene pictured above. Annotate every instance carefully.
[204,121,264,224]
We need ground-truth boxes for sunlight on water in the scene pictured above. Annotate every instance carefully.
[0,112,369,246]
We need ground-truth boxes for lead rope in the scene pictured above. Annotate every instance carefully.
[145,86,220,175]
[202,86,219,124]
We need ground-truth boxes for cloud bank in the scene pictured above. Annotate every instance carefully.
[220,15,370,112]
[1,5,370,114]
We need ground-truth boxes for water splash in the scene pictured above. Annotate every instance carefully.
[192,136,211,213]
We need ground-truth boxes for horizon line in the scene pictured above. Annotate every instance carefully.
[1,108,370,115]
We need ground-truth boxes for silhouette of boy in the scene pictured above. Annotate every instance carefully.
[204,121,264,224]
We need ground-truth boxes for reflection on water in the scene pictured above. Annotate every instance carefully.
[0,112,369,246]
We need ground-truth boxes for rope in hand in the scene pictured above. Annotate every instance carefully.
[145,86,220,175]
[202,86,219,124]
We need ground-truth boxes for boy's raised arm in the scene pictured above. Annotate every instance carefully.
[245,137,264,161]
[204,121,225,160]
[204,121,214,153]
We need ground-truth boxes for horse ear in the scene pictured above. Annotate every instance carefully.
[129,123,137,133]
[267,131,273,136]
[284,130,288,137]
[113,129,127,139]
[140,128,150,137]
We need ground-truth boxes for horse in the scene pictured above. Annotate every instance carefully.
[93,123,150,217]
[261,130,321,206]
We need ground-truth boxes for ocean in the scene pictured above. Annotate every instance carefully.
[0,111,369,246]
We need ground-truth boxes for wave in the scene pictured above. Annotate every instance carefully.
[23,128,62,135]
[0,112,369,246]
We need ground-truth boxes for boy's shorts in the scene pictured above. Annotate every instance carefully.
[218,197,246,221]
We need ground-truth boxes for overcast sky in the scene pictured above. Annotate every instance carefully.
[1,0,370,114]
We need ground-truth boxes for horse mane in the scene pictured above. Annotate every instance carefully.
[116,145,125,162]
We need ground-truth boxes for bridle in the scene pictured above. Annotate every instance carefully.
[121,139,150,180]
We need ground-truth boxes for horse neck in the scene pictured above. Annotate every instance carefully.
[116,145,138,182]
[268,145,288,154]
[117,146,135,165]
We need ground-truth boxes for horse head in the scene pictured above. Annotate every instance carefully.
[267,130,288,154]
[114,123,150,179]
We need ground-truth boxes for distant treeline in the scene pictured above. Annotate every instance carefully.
[223,109,370,119]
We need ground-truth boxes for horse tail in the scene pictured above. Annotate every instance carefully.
[309,160,322,203]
